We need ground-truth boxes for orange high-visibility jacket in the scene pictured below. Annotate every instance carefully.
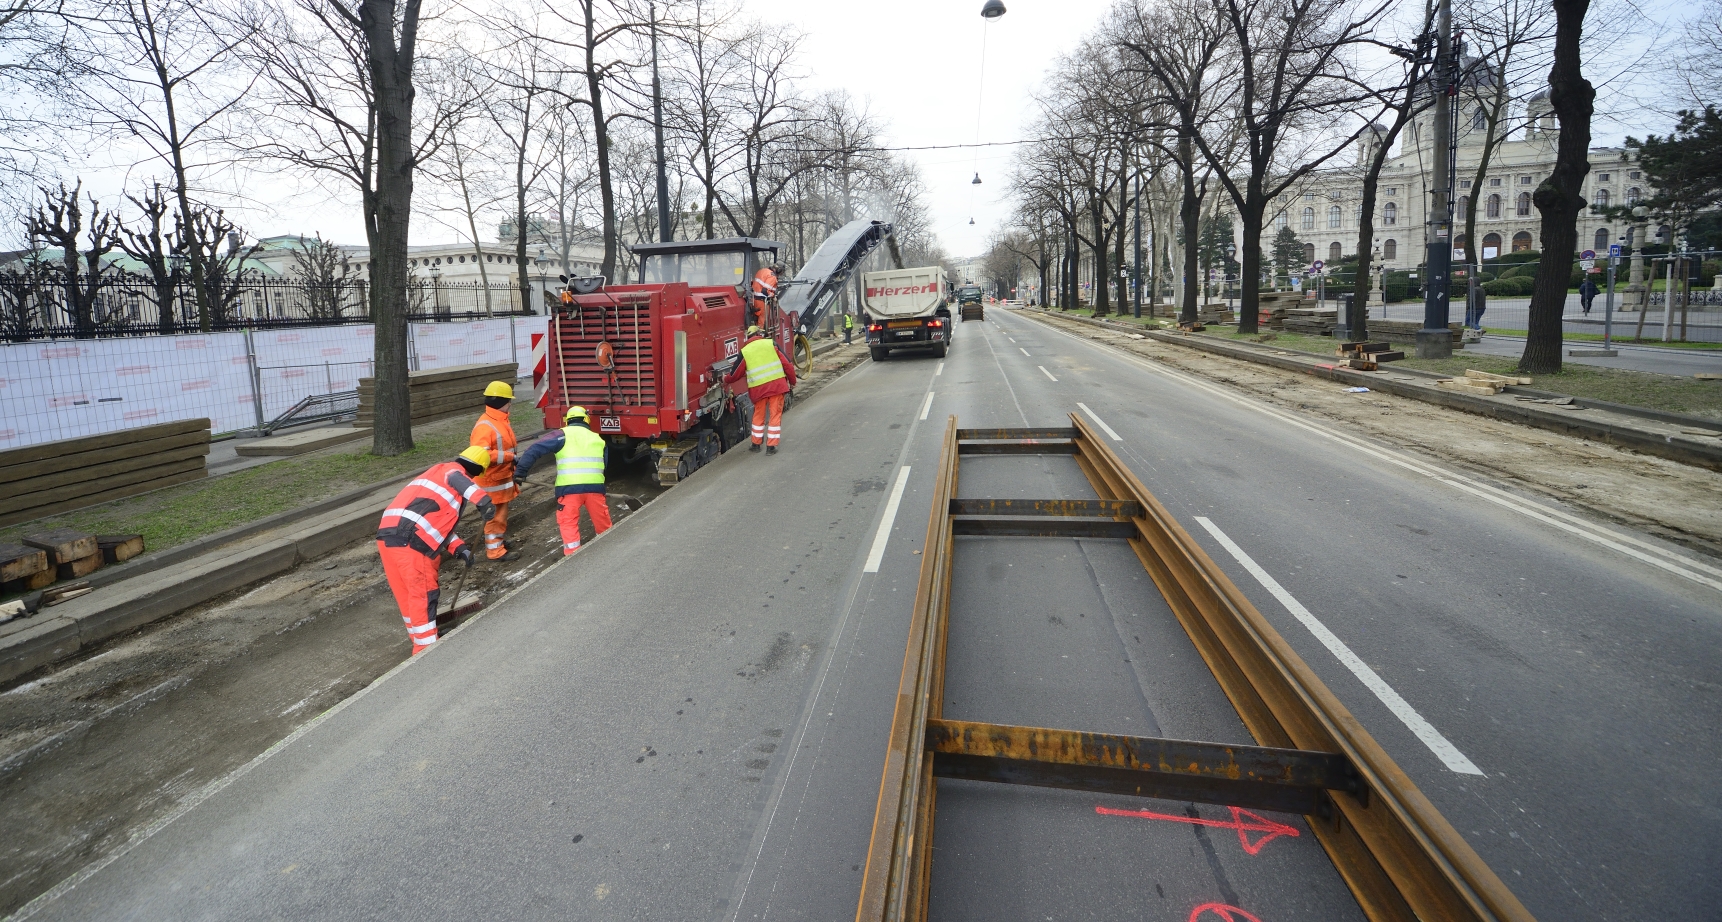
[751,267,778,299]
[469,406,519,505]
[377,461,493,558]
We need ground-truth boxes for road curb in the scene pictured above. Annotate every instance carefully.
[1018,308,1722,472]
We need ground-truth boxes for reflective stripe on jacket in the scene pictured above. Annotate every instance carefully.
[741,337,786,388]
[752,268,778,298]
[554,425,607,489]
[377,461,493,558]
[724,335,796,401]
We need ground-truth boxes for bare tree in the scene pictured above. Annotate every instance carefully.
[28,181,119,337]
[116,181,185,333]
[290,233,358,321]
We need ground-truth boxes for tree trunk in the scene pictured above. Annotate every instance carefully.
[515,93,534,317]
[1521,0,1593,374]
[585,7,618,281]
[1178,141,1201,325]
[1091,202,1111,316]
[1236,176,1266,335]
[1352,187,1378,342]
[363,0,421,457]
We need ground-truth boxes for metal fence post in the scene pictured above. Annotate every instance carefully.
[407,322,421,371]
[244,329,266,432]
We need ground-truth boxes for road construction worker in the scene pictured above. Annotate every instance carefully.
[376,447,496,655]
[724,326,797,454]
[515,406,611,556]
[749,262,781,327]
[470,381,520,562]
[843,311,855,344]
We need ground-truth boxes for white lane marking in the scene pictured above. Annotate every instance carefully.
[935,362,944,376]
[1019,347,1030,357]
[1195,517,1485,776]
[863,467,913,573]
[1022,313,1722,596]
[919,391,935,421]
[1077,402,1121,440]
[1039,365,1058,382]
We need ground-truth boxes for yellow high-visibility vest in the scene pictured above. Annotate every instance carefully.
[554,425,607,486]
[741,337,786,389]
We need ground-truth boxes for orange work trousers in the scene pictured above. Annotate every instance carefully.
[483,500,510,559]
[378,542,442,654]
[750,393,785,446]
[556,493,613,555]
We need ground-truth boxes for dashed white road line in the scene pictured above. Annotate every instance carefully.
[919,391,935,421]
[863,467,913,573]
[1195,517,1484,776]
[1019,347,1030,357]
[935,362,944,376]
[1077,402,1121,440]
[1039,365,1058,382]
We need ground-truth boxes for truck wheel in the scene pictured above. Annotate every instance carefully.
[870,347,888,362]
[933,342,948,359]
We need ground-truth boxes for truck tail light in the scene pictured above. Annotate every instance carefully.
[868,323,883,332]
[927,319,943,328]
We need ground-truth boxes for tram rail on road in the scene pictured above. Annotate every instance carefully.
[856,413,1536,922]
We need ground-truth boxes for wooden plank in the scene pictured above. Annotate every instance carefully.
[0,544,49,582]
[1436,379,1502,396]
[0,442,210,503]
[0,418,207,469]
[0,455,207,518]
[21,530,97,565]
[1371,351,1406,362]
[1696,373,1722,381]
[55,554,103,580]
[0,428,209,485]
[0,464,207,530]
[42,579,89,602]
[2,569,56,594]
[1463,369,1531,385]
[97,534,145,563]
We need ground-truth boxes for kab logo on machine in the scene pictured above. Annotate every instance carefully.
[723,336,740,357]
[599,415,622,432]
[866,283,936,298]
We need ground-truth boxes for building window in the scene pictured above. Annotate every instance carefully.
[1483,232,1503,256]
[1595,188,1610,208]
[1329,242,1343,262]
[1629,171,1640,180]
[1302,207,1315,230]
[1595,228,1609,250]
[1658,224,1672,244]
[1486,194,1501,219]
[1384,186,1398,196]
[1275,212,1288,231]
[1512,231,1533,252]
[1597,173,1610,182]
[1328,205,1342,229]
[1519,175,1533,185]
[1302,243,1316,263]
[1460,179,1472,189]
[1303,191,1315,202]
[1627,187,1641,203]
[1472,108,1486,130]
[1383,202,1397,226]
[1457,196,1470,220]
[1383,239,1397,260]
[1517,192,1532,216]
[1489,177,1503,187]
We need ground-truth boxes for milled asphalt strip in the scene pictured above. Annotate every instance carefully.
[862,468,914,574]
[1195,517,1485,776]
[1009,310,1722,597]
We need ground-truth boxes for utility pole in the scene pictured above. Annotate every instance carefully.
[1133,170,1144,319]
[1417,0,1456,359]
[650,2,672,243]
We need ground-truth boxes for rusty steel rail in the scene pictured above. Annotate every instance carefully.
[855,414,1536,922]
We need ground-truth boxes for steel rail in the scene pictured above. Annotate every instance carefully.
[855,413,1535,922]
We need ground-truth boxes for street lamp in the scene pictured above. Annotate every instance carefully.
[981,0,1006,18]
[533,248,551,315]
[1223,242,1236,312]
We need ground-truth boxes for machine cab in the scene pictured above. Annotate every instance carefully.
[633,236,785,297]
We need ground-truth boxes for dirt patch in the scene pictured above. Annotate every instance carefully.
[1026,310,1722,557]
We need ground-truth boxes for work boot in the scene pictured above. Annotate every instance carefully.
[490,550,522,563]
[766,445,777,455]
[749,442,762,453]
[503,538,518,551]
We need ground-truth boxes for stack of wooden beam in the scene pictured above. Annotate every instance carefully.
[0,530,142,599]
[1282,306,1339,336]
[0,419,210,528]
[357,362,516,429]
[1197,303,1234,324]
[1256,292,1305,330]
[1336,341,1405,370]
[1435,369,1532,395]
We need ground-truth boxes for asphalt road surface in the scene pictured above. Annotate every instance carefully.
[17,309,1721,921]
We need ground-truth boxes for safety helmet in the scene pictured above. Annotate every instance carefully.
[745,325,763,337]
[483,380,514,399]
[566,406,590,422]
[458,445,491,469]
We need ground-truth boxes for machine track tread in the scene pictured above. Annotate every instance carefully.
[655,438,701,486]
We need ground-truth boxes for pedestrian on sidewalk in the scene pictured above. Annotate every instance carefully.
[376,447,496,655]
[470,381,520,562]
[1580,277,1600,315]
[515,407,612,556]
[843,311,854,344]
[724,325,797,454]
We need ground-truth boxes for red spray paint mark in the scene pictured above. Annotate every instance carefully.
[1095,804,1299,855]
[1188,903,1264,922]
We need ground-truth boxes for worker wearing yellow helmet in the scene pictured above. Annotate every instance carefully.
[515,405,612,555]
[375,446,496,654]
[469,380,521,561]
[723,326,797,454]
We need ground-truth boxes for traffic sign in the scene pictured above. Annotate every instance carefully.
[1311,259,1325,271]
[1579,259,1595,270]
[1581,249,1596,260]
[1609,243,1622,258]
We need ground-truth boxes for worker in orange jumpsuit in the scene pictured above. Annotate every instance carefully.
[749,263,781,327]
[515,407,611,555]
[724,326,797,455]
[376,446,496,654]
[469,380,520,562]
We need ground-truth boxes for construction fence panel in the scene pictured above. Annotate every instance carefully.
[0,332,254,449]
[252,325,377,421]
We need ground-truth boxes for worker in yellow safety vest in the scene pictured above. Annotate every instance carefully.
[469,381,520,561]
[515,406,611,556]
[723,326,797,454]
[843,311,854,344]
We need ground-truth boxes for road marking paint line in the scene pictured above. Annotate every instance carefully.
[1039,366,1058,382]
[1194,517,1484,776]
[863,467,913,573]
[1077,402,1121,440]
[935,362,944,376]
[1020,312,1722,597]
[1020,347,1030,357]
[919,391,935,421]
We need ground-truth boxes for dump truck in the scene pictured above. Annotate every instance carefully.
[862,267,952,361]
[956,284,985,321]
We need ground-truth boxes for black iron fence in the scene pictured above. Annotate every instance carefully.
[0,272,537,342]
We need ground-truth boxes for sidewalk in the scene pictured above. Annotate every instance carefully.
[1463,334,1722,376]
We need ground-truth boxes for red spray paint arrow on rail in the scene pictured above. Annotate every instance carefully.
[1095,804,1300,856]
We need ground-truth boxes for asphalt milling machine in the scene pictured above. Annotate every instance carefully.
[540,219,901,486]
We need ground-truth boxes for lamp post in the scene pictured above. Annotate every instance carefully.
[428,264,445,320]
[1223,242,1236,313]
[534,248,550,314]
